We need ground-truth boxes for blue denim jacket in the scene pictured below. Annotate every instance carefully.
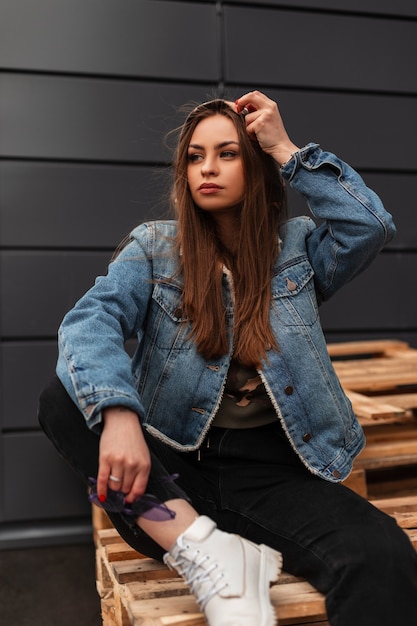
[57,144,396,482]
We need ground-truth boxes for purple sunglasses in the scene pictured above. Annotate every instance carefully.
[88,474,178,521]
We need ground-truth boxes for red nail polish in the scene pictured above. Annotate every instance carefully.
[99,494,106,503]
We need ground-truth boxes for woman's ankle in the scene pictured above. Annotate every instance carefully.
[137,498,199,550]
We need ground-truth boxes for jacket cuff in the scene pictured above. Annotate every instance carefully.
[281,143,321,180]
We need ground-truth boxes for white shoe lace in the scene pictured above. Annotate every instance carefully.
[170,545,229,609]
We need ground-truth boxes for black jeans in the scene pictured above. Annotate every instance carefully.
[38,375,417,626]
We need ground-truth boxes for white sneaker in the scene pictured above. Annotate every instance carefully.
[163,516,282,625]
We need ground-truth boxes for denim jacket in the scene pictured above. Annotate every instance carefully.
[57,143,396,482]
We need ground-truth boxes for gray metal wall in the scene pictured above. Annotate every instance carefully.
[1,0,416,547]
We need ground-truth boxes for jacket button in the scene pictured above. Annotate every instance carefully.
[302,432,312,442]
[284,385,294,395]
[174,307,183,318]
[332,469,341,479]
[286,277,297,291]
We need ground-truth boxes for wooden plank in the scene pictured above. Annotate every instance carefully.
[106,543,146,563]
[122,579,191,602]
[333,355,417,392]
[345,389,408,421]
[94,522,145,563]
[271,582,326,621]
[97,528,121,545]
[101,597,119,626]
[406,529,417,549]
[353,422,417,470]
[327,339,410,358]
[370,494,417,513]
[366,474,417,500]
[282,622,329,626]
[282,622,328,626]
[334,356,417,380]
[112,559,178,585]
[367,392,417,416]
[355,446,417,470]
[371,496,417,529]
[96,548,114,597]
[395,513,417,529]
[361,423,417,444]
[126,594,203,625]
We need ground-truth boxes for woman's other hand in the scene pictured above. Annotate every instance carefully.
[235,90,299,166]
[97,407,151,503]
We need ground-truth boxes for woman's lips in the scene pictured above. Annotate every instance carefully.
[199,183,223,194]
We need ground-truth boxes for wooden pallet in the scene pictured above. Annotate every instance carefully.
[94,495,417,626]
[328,339,417,423]
[326,340,417,498]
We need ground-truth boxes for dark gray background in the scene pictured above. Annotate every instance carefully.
[1,0,416,547]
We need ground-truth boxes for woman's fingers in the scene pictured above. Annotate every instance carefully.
[236,90,299,163]
[96,454,151,504]
[236,89,271,113]
[96,458,111,502]
[124,467,151,504]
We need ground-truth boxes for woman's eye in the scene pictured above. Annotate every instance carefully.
[187,153,202,162]
[221,151,238,159]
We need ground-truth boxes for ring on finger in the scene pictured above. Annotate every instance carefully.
[109,474,122,483]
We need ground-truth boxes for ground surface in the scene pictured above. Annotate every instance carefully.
[0,542,101,626]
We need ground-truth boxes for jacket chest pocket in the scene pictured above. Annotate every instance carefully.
[271,259,319,327]
[147,282,192,350]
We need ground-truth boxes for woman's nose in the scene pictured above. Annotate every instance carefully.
[201,156,218,176]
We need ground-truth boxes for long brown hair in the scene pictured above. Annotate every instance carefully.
[173,100,288,368]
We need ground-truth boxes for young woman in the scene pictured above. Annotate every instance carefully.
[39,91,417,626]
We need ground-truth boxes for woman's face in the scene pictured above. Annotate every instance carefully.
[186,114,245,214]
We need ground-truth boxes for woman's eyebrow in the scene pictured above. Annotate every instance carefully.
[188,140,240,150]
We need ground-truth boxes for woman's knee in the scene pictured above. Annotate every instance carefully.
[367,514,417,576]
[38,374,99,466]
[337,509,416,581]
[38,375,76,428]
